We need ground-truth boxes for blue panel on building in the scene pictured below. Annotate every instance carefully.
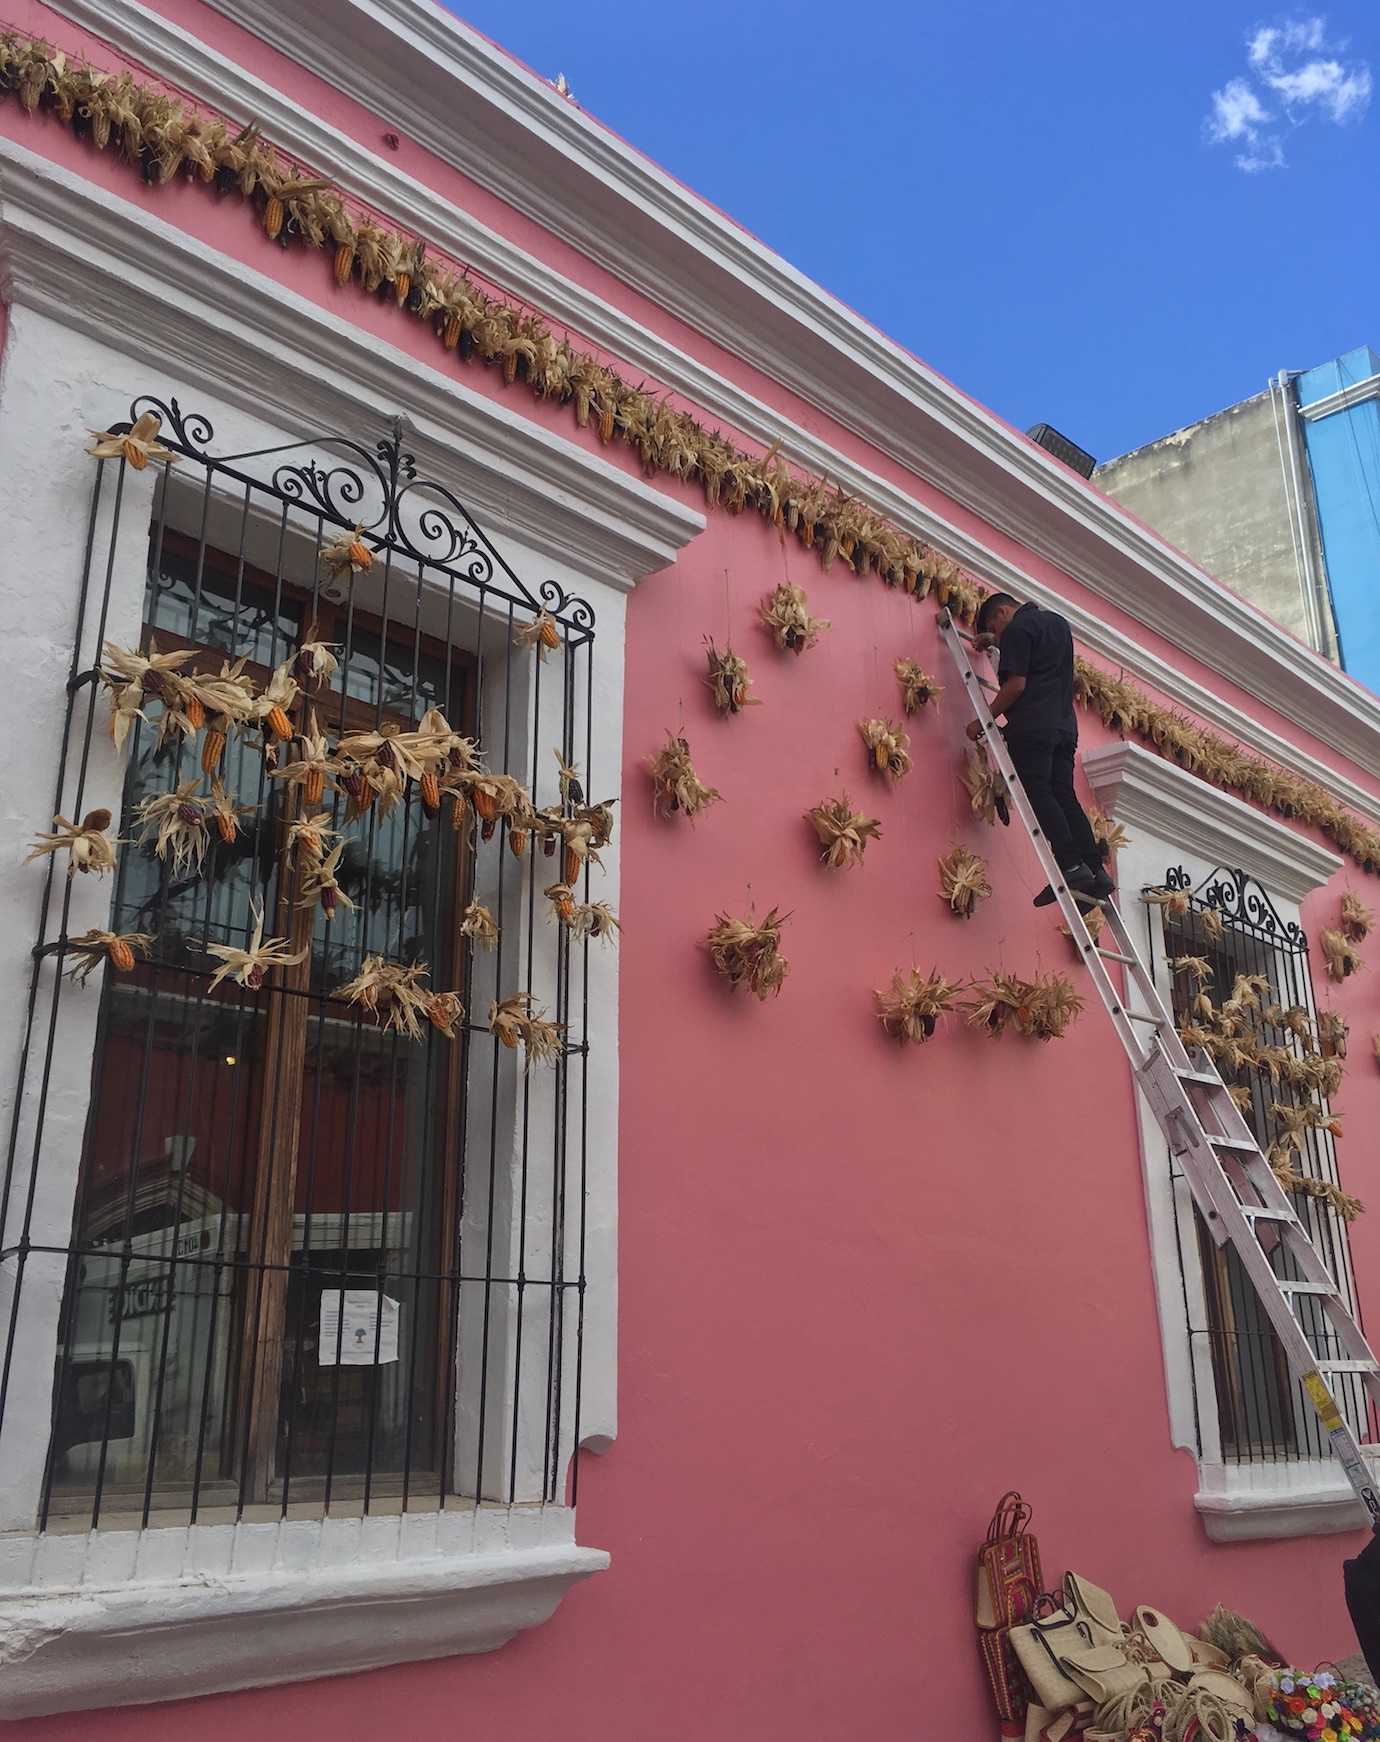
[1298,347,1380,694]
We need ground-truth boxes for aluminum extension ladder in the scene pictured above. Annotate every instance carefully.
[937,609,1380,1519]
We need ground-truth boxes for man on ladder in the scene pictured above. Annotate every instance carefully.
[968,591,1115,908]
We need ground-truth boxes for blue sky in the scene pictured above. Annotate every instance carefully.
[445,1,1375,463]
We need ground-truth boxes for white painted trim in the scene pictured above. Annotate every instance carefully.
[1196,1459,1379,1542]
[1300,371,1380,422]
[0,1510,606,1719]
[0,142,705,591]
[154,0,1380,777]
[1082,744,1342,904]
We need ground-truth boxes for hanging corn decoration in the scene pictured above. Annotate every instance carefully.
[703,640,758,715]
[87,410,176,471]
[514,611,562,662]
[894,659,943,715]
[460,900,499,950]
[321,522,375,578]
[857,718,911,781]
[25,808,117,878]
[206,901,306,991]
[1321,928,1361,983]
[1341,890,1373,943]
[64,928,152,986]
[804,795,882,870]
[936,845,991,918]
[705,906,790,1000]
[875,969,960,1045]
[544,881,577,924]
[759,582,829,655]
[648,732,721,820]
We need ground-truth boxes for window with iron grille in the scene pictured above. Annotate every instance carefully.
[1,398,602,1529]
[1152,864,1368,1466]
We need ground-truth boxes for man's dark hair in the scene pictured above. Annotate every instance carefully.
[976,591,1019,634]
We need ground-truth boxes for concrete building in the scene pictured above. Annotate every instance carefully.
[1096,348,1380,691]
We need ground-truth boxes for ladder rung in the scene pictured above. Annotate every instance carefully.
[1243,1205,1295,1225]
[1096,948,1139,967]
[1208,1135,1260,1153]
[1278,1282,1339,1297]
[1317,1361,1379,1376]
[1178,1069,1226,1087]
[1126,1011,1168,1027]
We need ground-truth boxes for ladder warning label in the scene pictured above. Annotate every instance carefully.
[1303,1370,1344,1432]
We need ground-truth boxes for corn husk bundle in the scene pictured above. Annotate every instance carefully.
[195,658,257,773]
[460,899,499,949]
[249,657,299,744]
[1341,890,1373,942]
[269,713,332,808]
[514,610,562,661]
[1267,1155,1363,1223]
[960,746,1008,826]
[25,807,116,878]
[553,751,584,807]
[1143,885,1190,919]
[1017,973,1084,1041]
[859,717,911,780]
[1321,928,1361,983]
[894,659,942,715]
[294,632,339,684]
[287,810,338,867]
[1319,1009,1349,1060]
[206,901,306,990]
[488,992,565,1065]
[704,640,757,714]
[706,907,789,1000]
[1060,905,1106,947]
[134,779,214,874]
[936,845,990,918]
[321,522,374,579]
[571,900,620,943]
[1219,972,1271,1028]
[209,780,253,846]
[875,968,960,1045]
[963,973,1028,1038]
[1265,1003,1315,1049]
[336,954,455,1040]
[1170,954,1213,987]
[300,843,354,919]
[1087,806,1129,855]
[20,33,1380,872]
[759,582,828,654]
[648,731,721,820]
[64,928,152,986]
[87,409,175,470]
[544,880,576,925]
[460,771,531,841]
[99,639,198,752]
[805,795,881,869]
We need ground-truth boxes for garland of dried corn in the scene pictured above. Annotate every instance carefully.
[8,32,1380,872]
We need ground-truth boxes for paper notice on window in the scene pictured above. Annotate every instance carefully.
[318,1290,400,1366]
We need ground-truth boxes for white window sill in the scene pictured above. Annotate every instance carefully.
[0,1508,608,1720]
[1195,1458,1379,1542]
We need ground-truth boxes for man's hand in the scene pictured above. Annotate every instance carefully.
[973,632,998,652]
[965,719,984,743]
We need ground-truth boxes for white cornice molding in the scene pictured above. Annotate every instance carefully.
[1299,371,1380,422]
[1082,743,1342,904]
[159,0,1380,779]
[0,141,704,591]
[0,1533,607,1718]
[26,3,1380,829]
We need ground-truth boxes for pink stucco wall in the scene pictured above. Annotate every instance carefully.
[6,6,1380,1736]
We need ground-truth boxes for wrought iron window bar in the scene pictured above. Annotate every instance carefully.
[0,397,599,1530]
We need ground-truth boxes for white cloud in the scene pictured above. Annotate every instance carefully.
[1208,77,1273,141]
[1205,15,1371,171]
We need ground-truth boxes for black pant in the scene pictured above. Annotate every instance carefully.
[1005,730,1101,871]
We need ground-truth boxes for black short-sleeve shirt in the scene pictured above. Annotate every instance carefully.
[997,602,1077,740]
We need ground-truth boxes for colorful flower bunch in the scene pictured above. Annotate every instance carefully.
[1260,1669,1380,1740]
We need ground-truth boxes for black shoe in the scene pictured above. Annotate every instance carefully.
[1086,865,1116,900]
[1033,863,1098,908]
